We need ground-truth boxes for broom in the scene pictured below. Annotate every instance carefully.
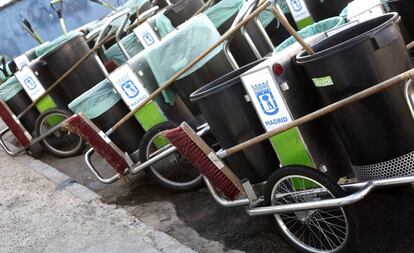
[164,4,316,200]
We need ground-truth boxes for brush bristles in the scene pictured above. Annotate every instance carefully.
[65,115,129,174]
[165,126,241,200]
[0,103,30,147]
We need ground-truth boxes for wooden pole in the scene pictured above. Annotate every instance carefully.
[269,5,314,55]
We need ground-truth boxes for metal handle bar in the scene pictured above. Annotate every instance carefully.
[0,127,26,156]
[94,8,132,47]
[223,0,261,68]
[404,79,414,120]
[115,12,132,61]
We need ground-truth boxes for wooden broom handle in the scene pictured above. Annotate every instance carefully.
[194,0,215,16]
[107,0,272,135]
[269,5,314,55]
[224,69,414,156]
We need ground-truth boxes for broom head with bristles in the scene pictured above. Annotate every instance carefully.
[0,100,31,147]
[63,114,129,174]
[164,123,243,200]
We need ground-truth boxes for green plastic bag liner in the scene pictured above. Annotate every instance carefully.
[0,76,23,102]
[145,14,224,105]
[68,79,121,119]
[105,32,144,65]
[259,0,290,28]
[274,16,345,52]
[155,12,175,38]
[205,0,245,28]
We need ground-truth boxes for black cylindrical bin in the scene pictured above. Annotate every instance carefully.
[7,90,39,133]
[191,60,279,183]
[164,0,204,27]
[296,13,414,170]
[387,0,414,43]
[305,0,351,21]
[42,34,106,106]
[29,59,68,109]
[172,50,234,116]
[91,100,145,155]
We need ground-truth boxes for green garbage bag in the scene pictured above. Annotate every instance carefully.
[205,0,245,28]
[339,6,348,19]
[68,79,121,119]
[259,0,290,28]
[35,31,82,58]
[155,13,175,38]
[117,0,149,12]
[0,76,23,102]
[105,32,144,65]
[145,14,223,105]
[274,16,345,53]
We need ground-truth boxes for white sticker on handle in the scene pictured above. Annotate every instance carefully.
[15,66,45,101]
[14,54,30,70]
[108,64,150,110]
[241,67,293,132]
[134,22,160,49]
[207,152,225,170]
[285,0,312,22]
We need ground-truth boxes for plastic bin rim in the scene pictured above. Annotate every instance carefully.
[40,34,85,60]
[190,59,265,102]
[296,13,399,64]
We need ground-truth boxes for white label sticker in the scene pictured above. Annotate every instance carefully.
[15,66,45,101]
[108,64,150,110]
[98,131,112,144]
[207,152,225,170]
[133,22,160,49]
[285,0,312,22]
[14,54,30,70]
[241,68,293,132]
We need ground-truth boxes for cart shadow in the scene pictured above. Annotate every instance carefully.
[355,187,414,253]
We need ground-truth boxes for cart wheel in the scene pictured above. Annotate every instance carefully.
[35,108,84,158]
[264,166,359,253]
[139,121,203,192]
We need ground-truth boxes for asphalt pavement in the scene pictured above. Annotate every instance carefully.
[40,152,414,253]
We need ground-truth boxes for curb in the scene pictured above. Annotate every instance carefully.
[6,139,100,203]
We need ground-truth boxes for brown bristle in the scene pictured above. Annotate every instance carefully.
[165,126,241,200]
[64,115,129,174]
[0,103,30,147]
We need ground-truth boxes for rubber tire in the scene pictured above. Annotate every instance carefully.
[35,108,85,158]
[264,165,359,253]
[139,121,204,192]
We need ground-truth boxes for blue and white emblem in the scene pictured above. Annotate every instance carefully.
[290,0,302,11]
[121,80,139,98]
[253,81,279,116]
[24,76,37,90]
[142,32,155,46]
